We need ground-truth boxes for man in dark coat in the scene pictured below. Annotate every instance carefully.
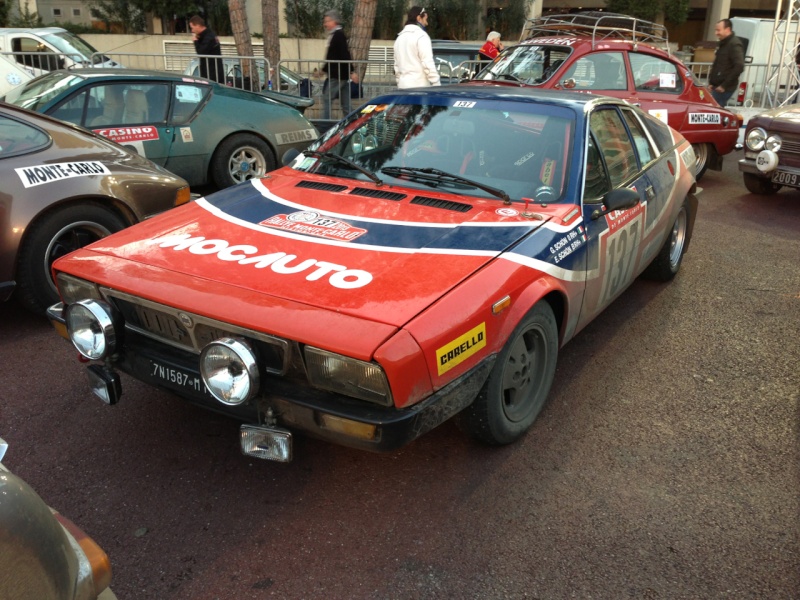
[321,10,356,120]
[190,16,225,84]
[709,18,744,107]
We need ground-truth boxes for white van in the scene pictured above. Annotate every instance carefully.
[0,53,33,97]
[730,17,800,106]
[0,28,121,77]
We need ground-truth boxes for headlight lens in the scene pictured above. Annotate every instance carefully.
[200,338,259,405]
[765,134,782,152]
[65,299,117,360]
[56,273,102,304]
[304,347,393,406]
[746,127,767,151]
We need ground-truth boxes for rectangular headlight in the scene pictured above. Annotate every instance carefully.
[304,347,393,407]
[55,273,102,304]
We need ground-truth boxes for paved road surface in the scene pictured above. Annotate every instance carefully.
[1,156,798,599]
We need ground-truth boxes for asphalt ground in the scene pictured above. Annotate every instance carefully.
[1,155,798,599]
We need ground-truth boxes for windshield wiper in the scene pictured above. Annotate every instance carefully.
[381,166,511,204]
[304,150,383,185]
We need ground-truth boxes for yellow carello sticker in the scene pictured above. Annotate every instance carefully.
[436,323,487,376]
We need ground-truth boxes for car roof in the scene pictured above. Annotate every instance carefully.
[431,40,483,51]
[0,27,68,34]
[377,83,620,111]
[53,68,209,82]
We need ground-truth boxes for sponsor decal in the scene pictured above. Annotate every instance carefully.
[648,109,669,124]
[453,101,477,108]
[93,126,159,144]
[259,211,367,241]
[276,128,317,145]
[688,112,721,125]
[15,161,110,188]
[605,201,644,234]
[436,322,487,376]
[180,127,194,143]
[146,233,373,289]
[549,225,587,265]
[496,207,519,217]
[360,105,378,113]
[698,89,705,100]
[540,158,556,185]
[680,146,695,170]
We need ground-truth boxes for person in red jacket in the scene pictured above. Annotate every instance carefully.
[480,31,503,61]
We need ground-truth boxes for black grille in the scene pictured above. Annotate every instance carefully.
[411,196,473,212]
[349,187,406,201]
[296,180,348,192]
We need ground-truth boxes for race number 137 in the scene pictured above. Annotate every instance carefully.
[599,214,643,305]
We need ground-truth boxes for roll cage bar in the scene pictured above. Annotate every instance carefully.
[520,11,671,54]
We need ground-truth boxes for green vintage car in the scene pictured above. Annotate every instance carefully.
[3,69,319,188]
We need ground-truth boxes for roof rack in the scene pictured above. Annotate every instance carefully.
[520,11,670,53]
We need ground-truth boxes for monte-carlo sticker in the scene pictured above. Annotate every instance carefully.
[16,161,111,188]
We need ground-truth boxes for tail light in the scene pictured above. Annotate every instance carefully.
[736,82,747,106]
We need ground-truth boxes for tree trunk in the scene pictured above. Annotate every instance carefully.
[261,0,280,89]
[228,0,260,89]
[349,0,378,82]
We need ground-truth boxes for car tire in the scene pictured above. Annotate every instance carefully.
[743,172,782,195]
[642,200,689,282]
[692,142,713,181]
[16,204,126,314]
[456,302,559,446]
[211,134,275,189]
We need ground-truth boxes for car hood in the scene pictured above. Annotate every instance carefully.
[750,105,800,131]
[67,172,563,329]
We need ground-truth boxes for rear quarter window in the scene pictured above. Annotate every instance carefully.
[0,113,50,158]
[640,113,676,153]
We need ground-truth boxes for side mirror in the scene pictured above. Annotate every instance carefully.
[282,148,301,166]
[591,188,640,220]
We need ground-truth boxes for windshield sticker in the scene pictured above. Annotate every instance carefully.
[525,38,577,46]
[16,161,110,188]
[436,322,487,376]
[659,73,677,88]
[276,128,317,145]
[648,109,669,124]
[453,101,476,108]
[361,105,378,113]
[259,211,367,242]
[180,127,194,143]
[6,72,22,85]
[94,126,159,143]
[147,233,373,289]
[689,113,721,125]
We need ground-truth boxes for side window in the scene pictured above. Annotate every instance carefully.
[641,112,675,153]
[562,52,626,91]
[584,134,611,201]
[621,109,657,166]
[49,90,89,126]
[0,113,50,158]
[589,109,638,187]
[629,53,683,93]
[13,37,63,71]
[171,84,209,125]
[85,85,126,127]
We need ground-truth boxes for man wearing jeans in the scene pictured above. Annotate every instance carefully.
[322,10,354,120]
[708,19,744,107]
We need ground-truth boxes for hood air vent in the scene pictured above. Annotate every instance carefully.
[411,196,473,213]
[296,180,348,192]
[349,187,406,201]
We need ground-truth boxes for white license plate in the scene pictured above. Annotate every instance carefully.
[771,171,800,186]
[149,360,209,395]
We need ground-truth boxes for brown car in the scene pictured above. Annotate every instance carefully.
[0,102,189,313]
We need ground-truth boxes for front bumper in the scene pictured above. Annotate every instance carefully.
[49,303,494,453]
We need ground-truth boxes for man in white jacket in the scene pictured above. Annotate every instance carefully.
[393,6,441,89]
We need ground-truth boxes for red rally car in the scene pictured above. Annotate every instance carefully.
[470,11,741,179]
[48,87,697,462]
